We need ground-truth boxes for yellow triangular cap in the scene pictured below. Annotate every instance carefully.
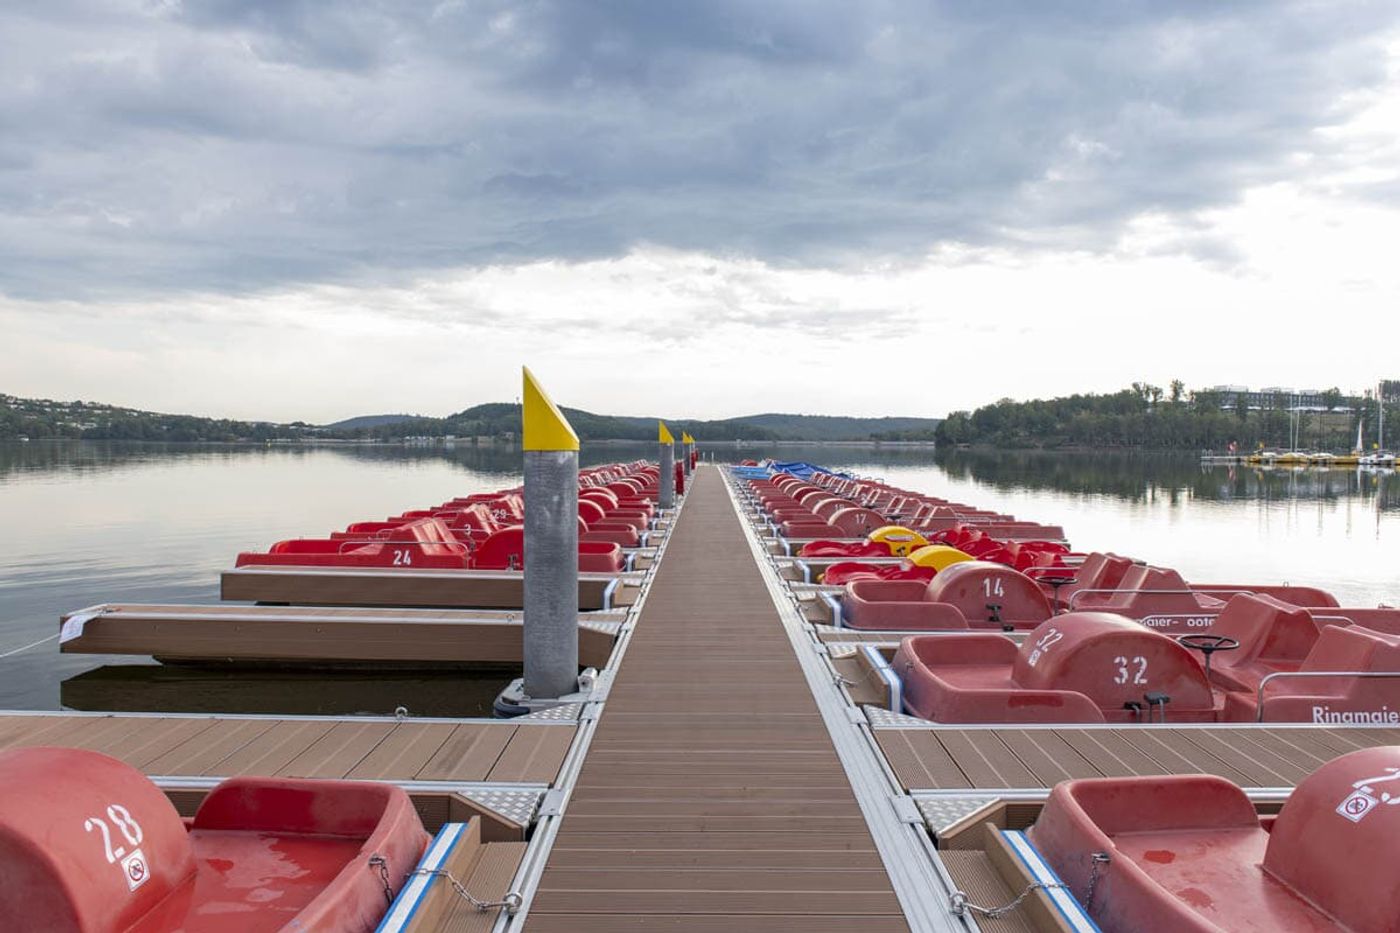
[682,432,693,443]
[658,421,675,444]
[522,366,579,451]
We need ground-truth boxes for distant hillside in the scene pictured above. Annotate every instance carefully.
[322,413,418,431]
[737,413,941,441]
[1,392,938,443]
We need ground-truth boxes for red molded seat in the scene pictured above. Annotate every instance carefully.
[841,580,969,630]
[821,561,935,587]
[922,561,1052,629]
[826,507,887,537]
[797,539,892,558]
[894,612,1219,724]
[1205,593,1322,694]
[0,747,429,933]
[473,527,625,573]
[235,518,471,569]
[1074,565,1226,633]
[1325,606,1400,636]
[1034,551,1133,609]
[1223,624,1400,723]
[1026,745,1400,932]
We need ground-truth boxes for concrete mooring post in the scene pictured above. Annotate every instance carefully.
[658,420,676,509]
[682,431,694,477]
[521,366,579,701]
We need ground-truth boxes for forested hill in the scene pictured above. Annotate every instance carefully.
[935,383,1383,450]
[0,393,940,443]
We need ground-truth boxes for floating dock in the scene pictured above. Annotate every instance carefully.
[10,462,1400,931]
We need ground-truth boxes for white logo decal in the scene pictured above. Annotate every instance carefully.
[1337,767,1400,823]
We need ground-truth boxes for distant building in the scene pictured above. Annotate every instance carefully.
[1204,385,1356,412]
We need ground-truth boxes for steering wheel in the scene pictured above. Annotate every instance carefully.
[1177,634,1240,678]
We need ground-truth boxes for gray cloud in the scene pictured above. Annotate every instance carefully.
[0,0,1396,299]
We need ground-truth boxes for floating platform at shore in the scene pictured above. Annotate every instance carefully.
[220,565,644,610]
[59,603,623,669]
[14,462,1400,932]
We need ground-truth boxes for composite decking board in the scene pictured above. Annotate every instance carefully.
[345,720,458,780]
[995,728,1102,785]
[937,731,1040,789]
[143,718,282,775]
[276,719,397,779]
[486,724,575,784]
[528,466,908,929]
[0,713,570,783]
[875,730,972,789]
[526,917,912,933]
[938,852,1038,933]
[879,724,1400,791]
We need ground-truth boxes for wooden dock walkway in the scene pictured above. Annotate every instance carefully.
[526,466,910,932]
[0,713,571,786]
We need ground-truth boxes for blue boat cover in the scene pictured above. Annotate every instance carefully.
[767,460,854,480]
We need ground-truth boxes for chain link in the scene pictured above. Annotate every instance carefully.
[1083,852,1111,912]
[947,850,1110,921]
[949,881,1068,919]
[368,854,395,905]
[408,868,524,915]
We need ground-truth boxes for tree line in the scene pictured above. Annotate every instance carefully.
[935,382,1395,450]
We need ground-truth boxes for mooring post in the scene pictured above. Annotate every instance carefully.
[658,420,676,509]
[522,366,579,701]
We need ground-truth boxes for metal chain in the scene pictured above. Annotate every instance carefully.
[408,867,524,915]
[368,854,395,905]
[949,881,1068,919]
[946,851,1110,921]
[1083,852,1111,912]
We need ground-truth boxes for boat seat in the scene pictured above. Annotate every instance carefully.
[922,560,1053,629]
[841,579,970,630]
[473,526,625,573]
[1324,606,1400,636]
[1075,565,1227,632]
[1037,551,1133,609]
[239,518,472,569]
[1223,624,1400,723]
[1025,745,1400,932]
[894,612,1218,724]
[0,747,429,933]
[1206,594,1322,694]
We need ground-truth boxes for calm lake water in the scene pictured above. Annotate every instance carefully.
[1,441,1396,714]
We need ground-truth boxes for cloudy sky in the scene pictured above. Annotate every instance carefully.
[3,1,1400,423]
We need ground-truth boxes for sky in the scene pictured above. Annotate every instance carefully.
[3,1,1400,424]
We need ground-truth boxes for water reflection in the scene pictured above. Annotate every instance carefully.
[2,440,1397,714]
[932,448,1398,510]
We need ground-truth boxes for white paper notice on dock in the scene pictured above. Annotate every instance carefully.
[59,611,101,644]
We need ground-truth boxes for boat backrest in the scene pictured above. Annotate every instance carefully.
[1264,745,1400,932]
[926,561,1052,626]
[1010,614,1215,712]
[0,747,196,932]
[1212,594,1321,672]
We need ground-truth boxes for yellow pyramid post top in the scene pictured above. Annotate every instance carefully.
[658,421,675,444]
[522,366,579,451]
[682,431,693,444]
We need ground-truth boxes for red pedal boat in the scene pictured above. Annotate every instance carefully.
[1026,745,1400,932]
[0,747,429,932]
